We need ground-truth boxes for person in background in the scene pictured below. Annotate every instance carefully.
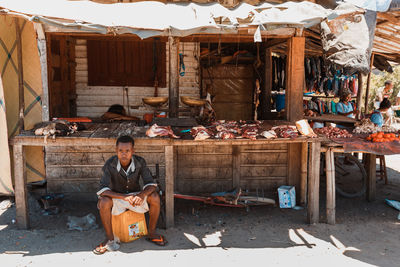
[101,104,140,121]
[375,80,393,109]
[337,91,357,118]
[371,99,392,127]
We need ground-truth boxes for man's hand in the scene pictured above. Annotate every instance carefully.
[124,193,145,206]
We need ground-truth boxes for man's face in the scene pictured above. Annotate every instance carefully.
[386,83,393,90]
[116,142,134,166]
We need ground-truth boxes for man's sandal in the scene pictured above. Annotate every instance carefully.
[93,240,120,255]
[146,235,168,246]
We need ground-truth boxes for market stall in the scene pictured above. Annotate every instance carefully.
[10,121,319,229]
[2,0,395,231]
[312,120,400,224]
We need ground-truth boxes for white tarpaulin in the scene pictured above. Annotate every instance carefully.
[343,0,393,11]
[0,76,13,195]
[0,0,353,39]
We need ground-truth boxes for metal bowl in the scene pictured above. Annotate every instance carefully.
[142,97,168,107]
[181,96,207,107]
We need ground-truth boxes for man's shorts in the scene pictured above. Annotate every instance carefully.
[97,193,149,216]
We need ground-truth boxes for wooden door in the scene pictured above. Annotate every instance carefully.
[202,65,254,121]
[47,35,76,118]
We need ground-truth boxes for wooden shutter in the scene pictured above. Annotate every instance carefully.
[87,38,166,87]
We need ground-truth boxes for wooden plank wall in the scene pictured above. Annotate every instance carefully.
[176,143,302,194]
[46,143,303,199]
[75,39,200,119]
[45,145,166,200]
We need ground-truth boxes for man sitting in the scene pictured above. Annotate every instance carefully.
[93,135,167,254]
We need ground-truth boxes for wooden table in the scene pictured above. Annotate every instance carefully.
[10,134,320,229]
[319,143,377,225]
[305,114,357,124]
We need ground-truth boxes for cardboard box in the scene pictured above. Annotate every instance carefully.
[277,185,296,208]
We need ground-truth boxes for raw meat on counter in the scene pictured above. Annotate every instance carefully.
[190,126,214,140]
[34,120,80,143]
[240,124,260,140]
[260,130,277,139]
[272,125,299,138]
[146,124,180,138]
[314,126,352,138]
[215,131,235,139]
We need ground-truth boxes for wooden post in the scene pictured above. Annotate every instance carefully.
[366,153,376,201]
[325,148,335,224]
[300,142,308,205]
[232,145,240,188]
[287,143,302,191]
[165,145,175,228]
[286,36,305,122]
[14,144,29,229]
[168,36,179,118]
[263,47,272,117]
[307,141,321,224]
[364,53,375,114]
[356,73,363,119]
[34,23,50,121]
[15,18,25,131]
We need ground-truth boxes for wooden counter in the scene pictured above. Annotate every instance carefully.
[305,114,357,124]
[10,127,320,230]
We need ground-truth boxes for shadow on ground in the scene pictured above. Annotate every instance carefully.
[0,162,399,267]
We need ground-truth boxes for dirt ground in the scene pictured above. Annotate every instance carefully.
[1,156,400,267]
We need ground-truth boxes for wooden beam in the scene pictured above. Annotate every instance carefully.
[265,38,288,49]
[375,31,400,45]
[371,51,399,61]
[168,36,179,118]
[286,36,305,122]
[15,18,25,131]
[300,142,308,205]
[14,144,29,229]
[356,73,363,118]
[376,25,400,36]
[374,39,400,52]
[287,143,302,203]
[364,53,375,114]
[304,29,320,40]
[180,31,294,43]
[377,12,400,25]
[366,153,376,202]
[373,45,399,55]
[164,145,175,228]
[34,23,50,121]
[263,47,272,115]
[325,148,335,225]
[307,141,321,224]
[232,145,240,188]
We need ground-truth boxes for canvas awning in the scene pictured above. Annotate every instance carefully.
[0,0,354,39]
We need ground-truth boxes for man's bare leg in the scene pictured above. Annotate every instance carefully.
[146,191,160,236]
[98,196,114,241]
